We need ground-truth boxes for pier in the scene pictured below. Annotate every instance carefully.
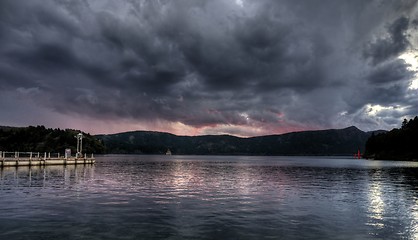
[1,132,95,167]
[0,151,95,167]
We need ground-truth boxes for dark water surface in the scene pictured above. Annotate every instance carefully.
[1,155,418,239]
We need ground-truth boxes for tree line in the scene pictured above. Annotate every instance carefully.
[364,117,418,160]
[2,120,416,160]
[0,125,105,154]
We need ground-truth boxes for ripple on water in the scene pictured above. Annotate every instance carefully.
[1,156,418,239]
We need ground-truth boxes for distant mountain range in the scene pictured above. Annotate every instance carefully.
[96,126,385,156]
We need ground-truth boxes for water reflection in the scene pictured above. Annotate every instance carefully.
[367,170,385,229]
[411,198,418,240]
[2,156,418,239]
[0,165,95,189]
[363,168,418,239]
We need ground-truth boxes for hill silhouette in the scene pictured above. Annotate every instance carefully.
[1,125,387,156]
[96,126,378,156]
[364,117,418,160]
[0,125,105,154]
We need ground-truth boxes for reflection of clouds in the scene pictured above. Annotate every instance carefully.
[364,168,418,239]
[152,159,289,209]
[169,161,203,198]
[410,198,418,240]
[367,172,385,229]
[5,156,418,239]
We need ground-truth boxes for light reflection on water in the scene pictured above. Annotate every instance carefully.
[367,171,385,229]
[1,155,418,239]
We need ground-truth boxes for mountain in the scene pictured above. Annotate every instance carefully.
[364,117,418,160]
[97,126,379,156]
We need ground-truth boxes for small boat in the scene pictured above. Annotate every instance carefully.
[166,149,172,155]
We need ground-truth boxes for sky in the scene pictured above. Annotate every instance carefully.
[0,0,418,137]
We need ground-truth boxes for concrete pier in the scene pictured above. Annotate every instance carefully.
[0,151,95,167]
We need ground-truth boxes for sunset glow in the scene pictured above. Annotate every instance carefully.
[0,1,417,136]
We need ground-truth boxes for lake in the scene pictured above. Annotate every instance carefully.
[1,155,418,239]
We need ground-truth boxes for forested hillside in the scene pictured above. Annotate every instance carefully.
[97,126,377,156]
[1,124,389,157]
[0,125,105,154]
[364,117,418,160]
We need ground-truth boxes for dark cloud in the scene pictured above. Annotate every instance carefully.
[0,0,417,136]
[364,16,411,65]
[367,59,415,84]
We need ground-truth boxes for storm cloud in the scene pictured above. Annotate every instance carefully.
[0,0,417,136]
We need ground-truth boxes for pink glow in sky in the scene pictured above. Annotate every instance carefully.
[1,1,417,136]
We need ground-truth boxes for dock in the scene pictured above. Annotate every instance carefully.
[0,151,95,167]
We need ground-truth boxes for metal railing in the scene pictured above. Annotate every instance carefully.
[0,151,94,161]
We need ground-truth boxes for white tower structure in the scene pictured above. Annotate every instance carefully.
[76,133,83,158]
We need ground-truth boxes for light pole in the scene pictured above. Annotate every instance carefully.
[76,133,83,158]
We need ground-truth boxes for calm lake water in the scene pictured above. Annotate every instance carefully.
[1,155,418,239]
